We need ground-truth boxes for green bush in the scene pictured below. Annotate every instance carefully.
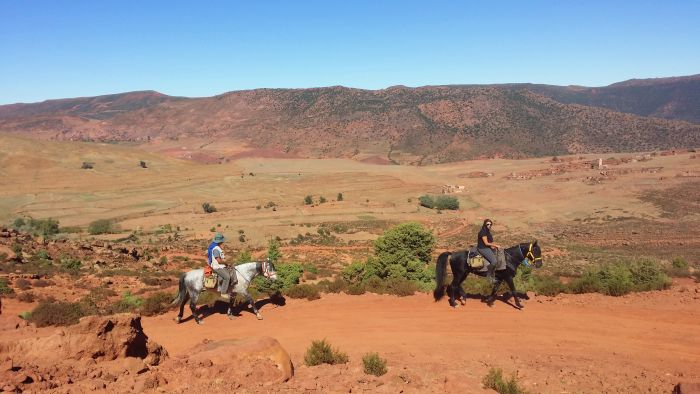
[88,219,115,235]
[569,260,670,296]
[304,195,313,205]
[435,195,459,210]
[0,278,14,295]
[29,300,91,327]
[35,249,50,260]
[418,195,435,209]
[482,367,529,394]
[202,202,217,213]
[569,270,602,294]
[629,259,671,291]
[110,291,143,313]
[383,277,418,296]
[12,217,26,229]
[29,217,60,237]
[532,275,566,296]
[672,257,689,269]
[253,262,304,295]
[268,238,282,263]
[60,257,82,273]
[304,339,349,366]
[285,284,321,300]
[140,292,173,316]
[362,352,388,376]
[319,196,327,203]
[346,283,366,295]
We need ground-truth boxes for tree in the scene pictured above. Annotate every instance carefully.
[202,202,217,213]
[268,238,282,263]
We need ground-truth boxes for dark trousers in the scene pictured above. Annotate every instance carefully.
[214,268,231,293]
[478,247,498,275]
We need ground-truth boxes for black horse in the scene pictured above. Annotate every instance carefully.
[434,241,543,309]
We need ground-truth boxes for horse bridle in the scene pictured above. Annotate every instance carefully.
[523,242,542,267]
[260,260,274,278]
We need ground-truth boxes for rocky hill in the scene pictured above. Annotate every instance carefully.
[1,79,699,164]
[522,74,700,123]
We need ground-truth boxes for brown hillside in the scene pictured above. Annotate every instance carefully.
[1,84,699,164]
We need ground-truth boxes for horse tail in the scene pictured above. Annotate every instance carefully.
[171,272,187,305]
[433,251,452,301]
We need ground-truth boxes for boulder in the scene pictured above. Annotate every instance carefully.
[184,336,293,384]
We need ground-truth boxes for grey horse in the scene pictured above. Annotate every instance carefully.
[172,260,278,324]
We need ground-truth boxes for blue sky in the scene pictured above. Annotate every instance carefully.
[1,1,698,104]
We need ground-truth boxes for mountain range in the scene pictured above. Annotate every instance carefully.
[1,74,698,164]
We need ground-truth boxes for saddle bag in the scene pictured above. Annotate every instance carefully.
[203,266,218,289]
[469,254,485,269]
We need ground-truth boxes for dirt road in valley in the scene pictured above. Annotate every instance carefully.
[142,280,700,393]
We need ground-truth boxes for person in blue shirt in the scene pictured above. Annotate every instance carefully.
[207,232,237,299]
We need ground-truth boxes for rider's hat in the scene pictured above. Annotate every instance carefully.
[213,232,225,243]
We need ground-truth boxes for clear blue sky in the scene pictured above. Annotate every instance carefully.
[1,1,699,104]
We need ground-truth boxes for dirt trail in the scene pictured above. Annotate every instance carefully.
[143,280,700,393]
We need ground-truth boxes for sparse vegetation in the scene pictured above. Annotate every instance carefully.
[202,202,217,213]
[337,193,343,201]
[304,195,313,205]
[319,196,327,203]
[304,339,349,366]
[268,238,281,263]
[88,219,116,235]
[29,300,92,327]
[482,367,529,394]
[140,292,173,316]
[285,284,321,300]
[81,162,94,169]
[139,160,147,168]
[0,278,14,295]
[362,352,388,376]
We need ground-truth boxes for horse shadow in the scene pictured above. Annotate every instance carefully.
[198,294,286,319]
[458,290,530,310]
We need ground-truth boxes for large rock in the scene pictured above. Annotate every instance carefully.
[184,337,293,384]
[0,313,167,366]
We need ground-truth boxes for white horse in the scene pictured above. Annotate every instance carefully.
[172,260,278,325]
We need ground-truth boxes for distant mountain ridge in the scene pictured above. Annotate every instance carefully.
[0,75,698,164]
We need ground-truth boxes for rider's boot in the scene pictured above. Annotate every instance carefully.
[486,263,496,284]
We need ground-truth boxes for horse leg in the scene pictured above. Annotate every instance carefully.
[176,292,189,324]
[448,275,459,308]
[506,276,523,309]
[486,278,502,307]
[190,292,202,325]
[458,271,469,304]
[245,292,263,320]
[227,294,235,320]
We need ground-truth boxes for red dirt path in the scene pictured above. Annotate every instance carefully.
[141,280,700,393]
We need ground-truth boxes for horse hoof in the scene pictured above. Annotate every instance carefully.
[256,314,263,320]
[175,316,182,324]
[228,314,235,320]
[196,319,203,325]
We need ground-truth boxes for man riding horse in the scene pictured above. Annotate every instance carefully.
[207,232,237,300]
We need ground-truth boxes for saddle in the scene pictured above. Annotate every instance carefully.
[467,248,507,271]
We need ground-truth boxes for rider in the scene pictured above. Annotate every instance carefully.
[477,219,500,284]
[207,232,237,300]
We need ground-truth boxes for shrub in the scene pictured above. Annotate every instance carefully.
[482,367,529,394]
[29,300,90,327]
[304,195,313,205]
[11,243,22,257]
[159,256,168,265]
[532,275,566,296]
[12,217,26,229]
[60,257,82,273]
[304,339,349,366]
[32,279,52,287]
[672,257,689,269]
[383,277,418,296]
[139,161,147,168]
[88,219,115,235]
[253,262,304,295]
[17,292,35,303]
[35,249,50,260]
[0,278,14,295]
[81,162,94,169]
[629,259,671,291]
[337,193,343,201]
[202,202,217,213]
[325,278,349,294]
[569,270,602,294]
[598,264,633,296]
[110,291,143,313]
[418,195,435,209]
[15,278,31,290]
[236,249,252,263]
[285,284,321,300]
[346,283,366,295]
[30,217,60,237]
[368,222,436,288]
[140,292,172,316]
[362,352,388,376]
[341,262,366,283]
[319,196,327,204]
[434,195,459,210]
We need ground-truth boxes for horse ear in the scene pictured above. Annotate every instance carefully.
[533,239,538,245]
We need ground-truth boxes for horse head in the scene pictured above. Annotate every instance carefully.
[261,259,278,281]
[523,240,543,268]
